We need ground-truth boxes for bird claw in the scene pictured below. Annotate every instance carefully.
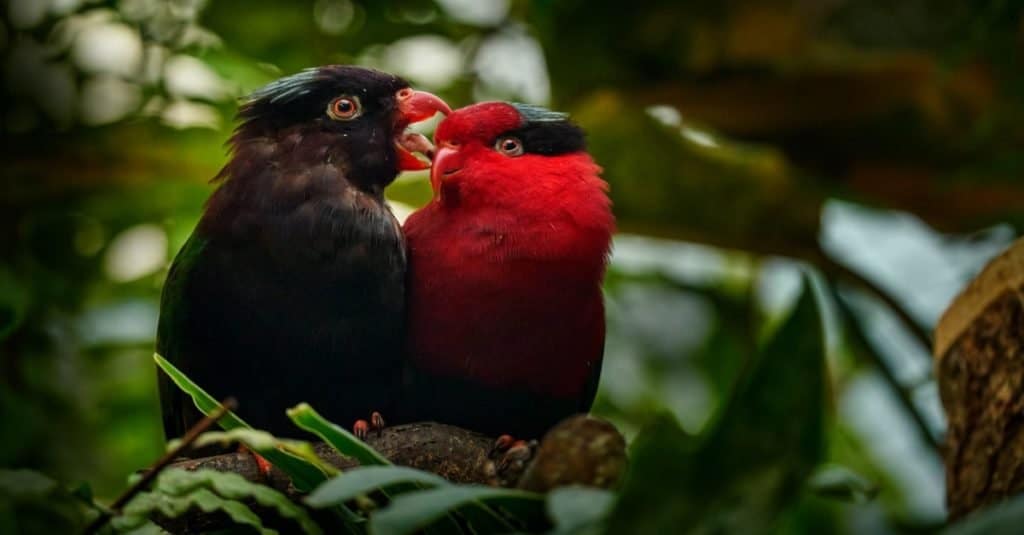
[353,411,386,440]
[490,434,515,458]
[489,434,537,474]
[239,445,274,481]
[498,441,536,473]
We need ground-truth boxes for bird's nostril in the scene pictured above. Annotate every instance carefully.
[398,88,413,99]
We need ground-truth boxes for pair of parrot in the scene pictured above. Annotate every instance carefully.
[155,66,614,448]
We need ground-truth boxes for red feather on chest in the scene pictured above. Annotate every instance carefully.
[405,151,614,399]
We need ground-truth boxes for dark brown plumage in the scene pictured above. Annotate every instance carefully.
[157,66,449,438]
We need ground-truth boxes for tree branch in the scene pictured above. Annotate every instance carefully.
[152,416,627,532]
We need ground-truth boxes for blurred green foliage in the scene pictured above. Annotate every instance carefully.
[2,0,1023,533]
[609,280,825,533]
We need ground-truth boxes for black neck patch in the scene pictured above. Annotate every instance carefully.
[499,103,586,155]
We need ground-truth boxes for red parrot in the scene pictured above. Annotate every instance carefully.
[402,102,614,439]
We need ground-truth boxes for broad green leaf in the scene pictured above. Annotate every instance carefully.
[153,468,322,535]
[288,403,390,467]
[118,522,167,534]
[171,428,281,452]
[808,465,878,504]
[368,486,548,535]
[153,353,329,493]
[307,467,449,508]
[603,412,694,533]
[0,469,93,533]
[833,288,940,451]
[943,493,1024,535]
[153,353,250,429]
[607,278,827,534]
[546,486,615,535]
[113,488,273,534]
[0,469,58,498]
[180,429,339,478]
[301,441,465,533]
[153,353,366,530]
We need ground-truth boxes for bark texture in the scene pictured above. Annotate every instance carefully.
[936,236,1024,519]
[168,422,499,496]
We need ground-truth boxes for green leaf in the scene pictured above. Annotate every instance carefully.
[307,467,449,508]
[603,412,694,533]
[153,353,249,429]
[607,277,827,534]
[0,469,92,533]
[114,488,275,534]
[546,486,615,534]
[368,486,548,535]
[152,468,322,535]
[117,522,167,534]
[153,353,329,493]
[171,428,278,452]
[288,403,390,467]
[153,354,367,531]
[182,429,339,478]
[0,469,58,498]
[807,465,878,504]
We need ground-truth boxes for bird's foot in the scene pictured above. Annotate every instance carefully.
[353,411,386,440]
[490,434,538,474]
[238,445,274,480]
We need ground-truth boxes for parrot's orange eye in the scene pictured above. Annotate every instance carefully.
[328,96,361,120]
[495,136,524,157]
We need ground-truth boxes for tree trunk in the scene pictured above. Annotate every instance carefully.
[936,236,1024,519]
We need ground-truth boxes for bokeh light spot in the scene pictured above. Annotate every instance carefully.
[314,0,356,35]
[79,76,141,125]
[382,35,462,90]
[163,54,229,101]
[435,0,508,27]
[104,224,168,282]
[72,22,143,77]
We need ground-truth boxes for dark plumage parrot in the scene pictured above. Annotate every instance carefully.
[156,66,449,439]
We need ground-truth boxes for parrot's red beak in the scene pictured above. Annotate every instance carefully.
[429,144,462,193]
[397,89,451,123]
[394,89,451,171]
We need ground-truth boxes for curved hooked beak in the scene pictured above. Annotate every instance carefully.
[394,89,451,172]
[397,89,451,124]
[429,144,461,193]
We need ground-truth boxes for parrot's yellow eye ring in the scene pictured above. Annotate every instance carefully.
[328,96,361,120]
[495,136,524,157]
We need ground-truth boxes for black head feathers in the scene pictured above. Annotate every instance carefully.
[505,103,586,155]
[245,68,322,105]
[238,66,409,130]
[218,66,418,194]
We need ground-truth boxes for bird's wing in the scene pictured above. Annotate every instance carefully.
[155,233,209,440]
